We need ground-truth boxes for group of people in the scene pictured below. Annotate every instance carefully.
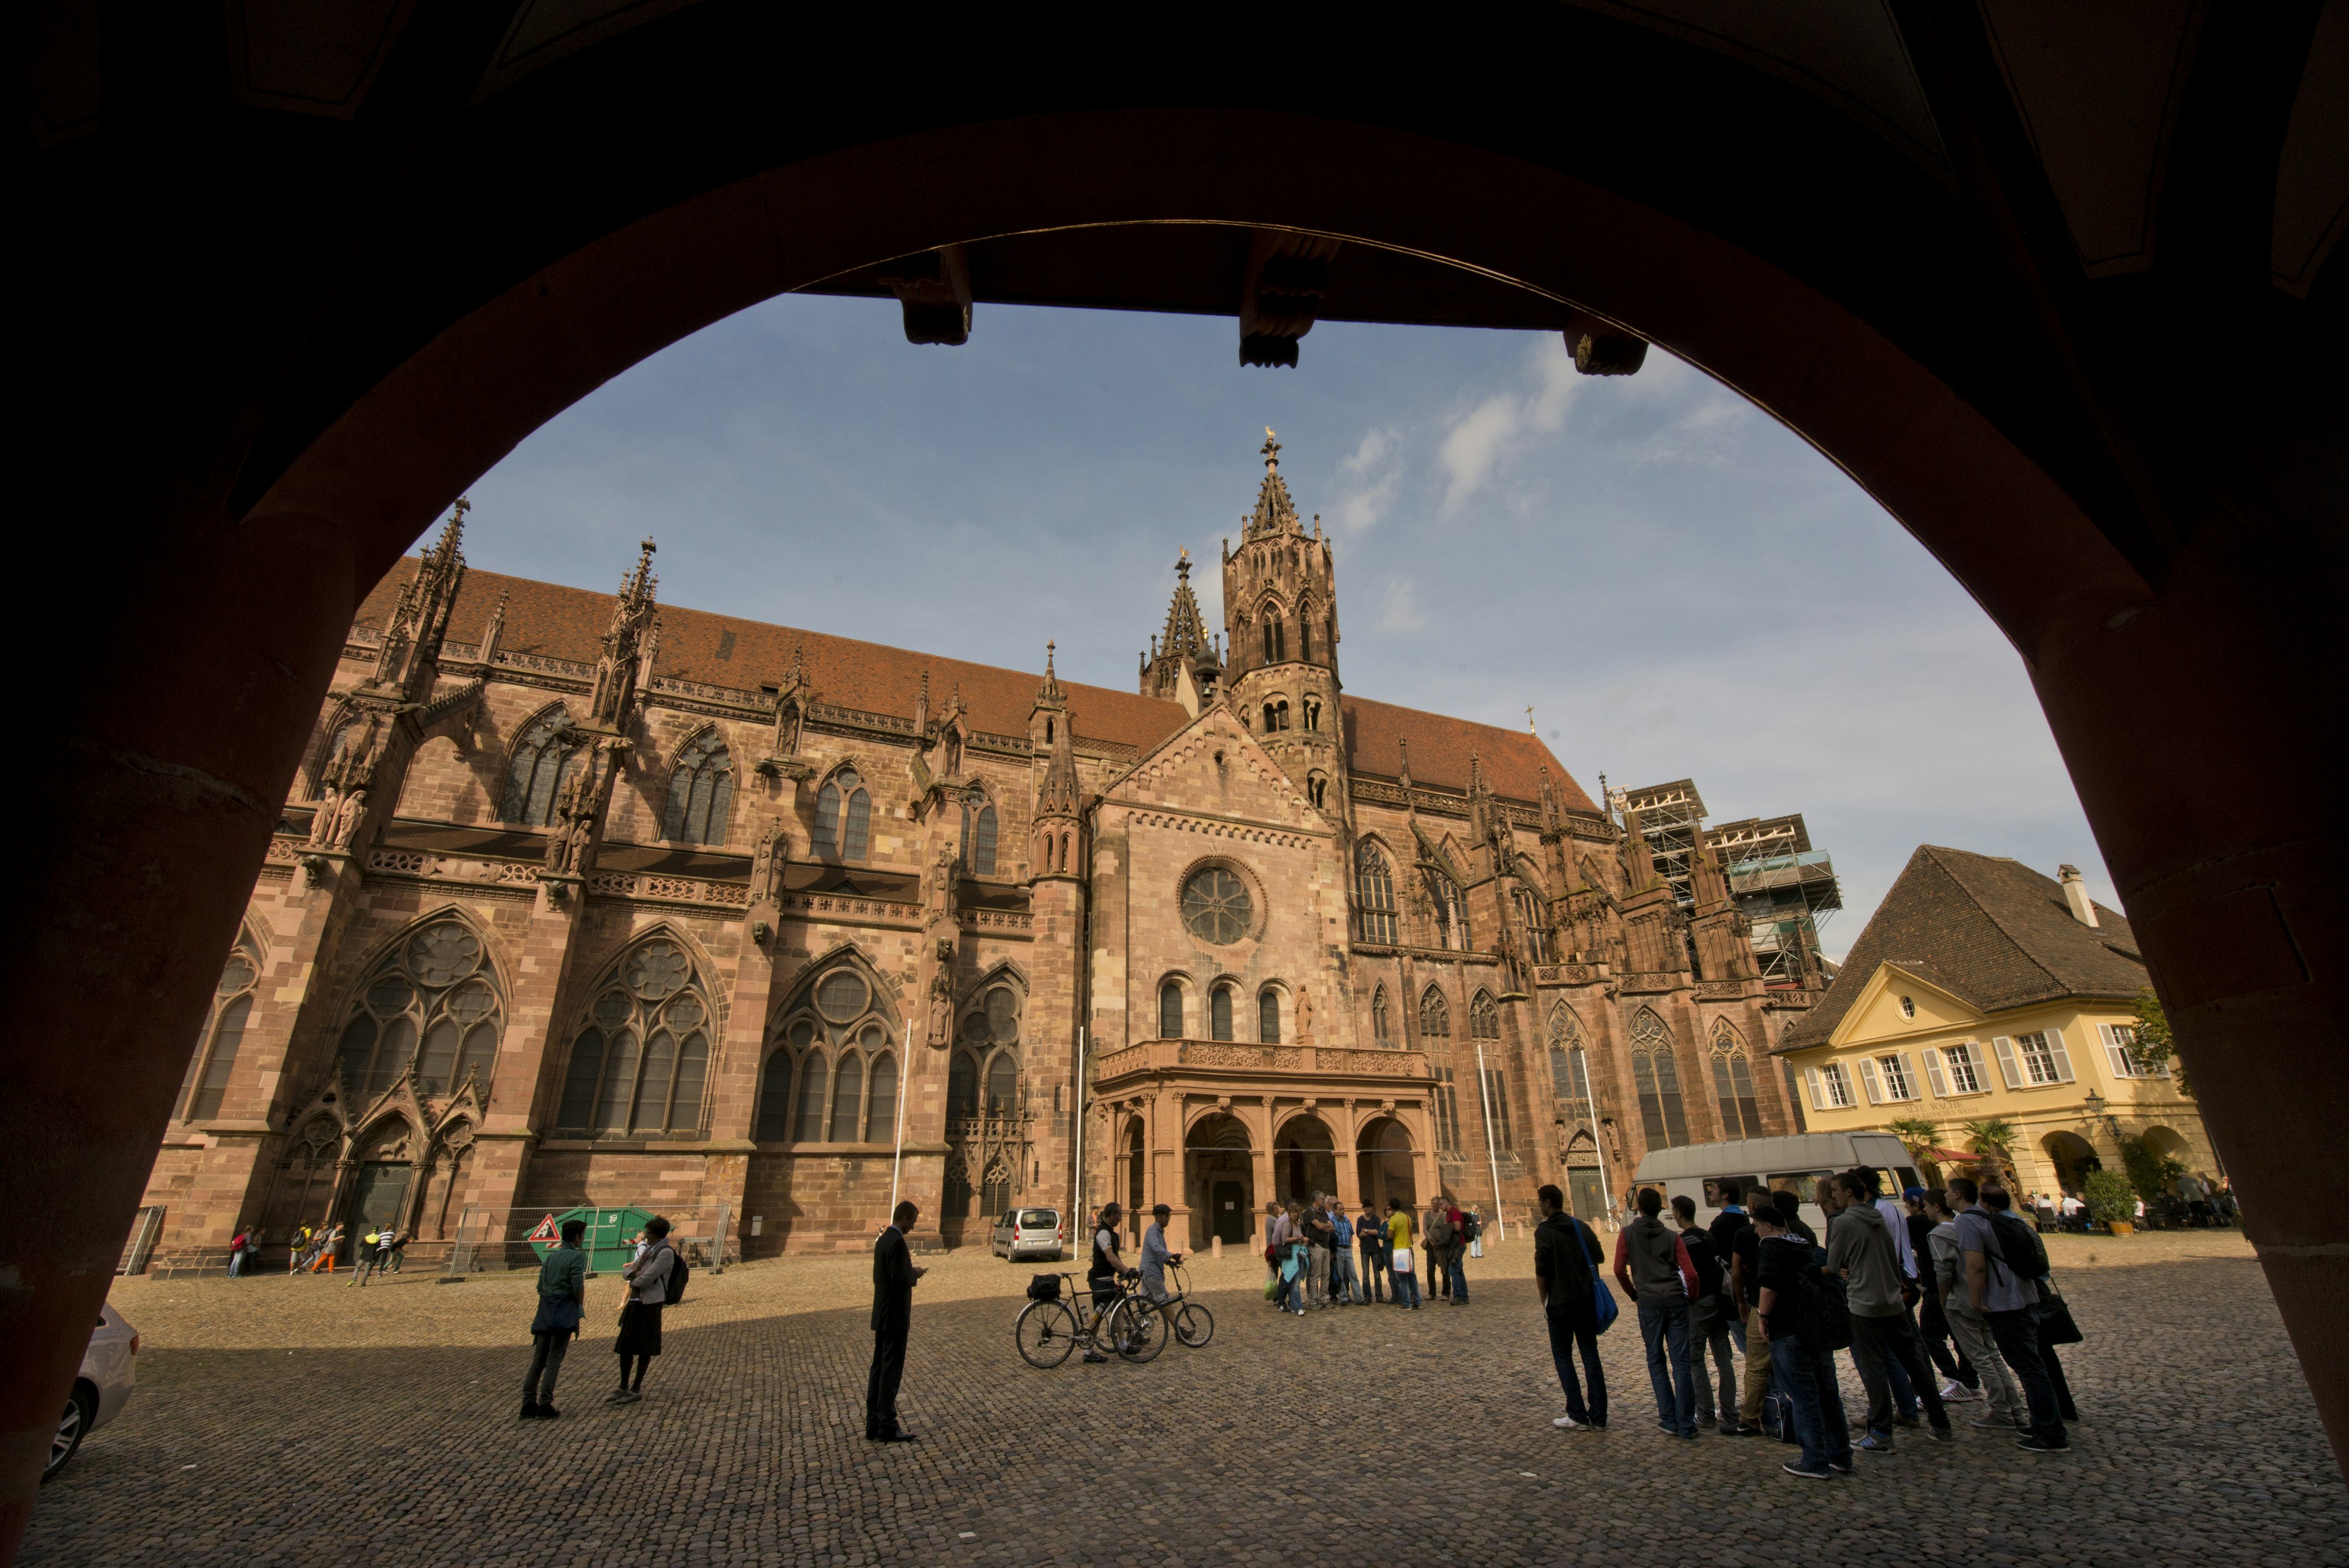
[517,1214,682,1420]
[220,1221,409,1279]
[1532,1170,2084,1478]
[1260,1192,1483,1313]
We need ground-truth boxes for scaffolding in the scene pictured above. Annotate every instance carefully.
[1609,783,1842,987]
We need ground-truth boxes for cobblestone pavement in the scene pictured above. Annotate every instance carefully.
[28,1230,2345,1567]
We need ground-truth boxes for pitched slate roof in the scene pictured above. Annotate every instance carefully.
[360,557,1599,808]
[1776,845,2147,1052]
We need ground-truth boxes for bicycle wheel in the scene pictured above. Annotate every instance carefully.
[1110,1295,1169,1363]
[1174,1300,1215,1348]
[1015,1298,1080,1369]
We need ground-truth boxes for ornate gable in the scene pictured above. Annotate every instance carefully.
[1100,705,1323,833]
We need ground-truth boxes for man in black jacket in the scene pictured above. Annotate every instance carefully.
[1533,1184,1608,1431]
[867,1200,926,1442]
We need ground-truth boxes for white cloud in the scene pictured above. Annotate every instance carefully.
[1439,335,1580,513]
[1332,425,1405,534]
[1378,578,1427,633]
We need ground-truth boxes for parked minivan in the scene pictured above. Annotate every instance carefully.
[1632,1131,1922,1236]
[990,1208,1064,1261]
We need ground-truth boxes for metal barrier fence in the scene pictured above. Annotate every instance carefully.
[444,1203,730,1278]
[117,1206,166,1275]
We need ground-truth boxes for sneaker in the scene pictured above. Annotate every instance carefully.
[1826,1458,1855,1474]
[1856,1433,1896,1455]
[2017,1436,2071,1454]
[1716,1422,1753,1437]
[519,1401,544,1421]
[1553,1414,1587,1430]
[1781,1462,1832,1481]
[607,1389,642,1405]
[1969,1413,2009,1429]
[1082,1351,1109,1364]
[1925,1424,1954,1443]
[1940,1381,1981,1402]
[536,1403,560,1420]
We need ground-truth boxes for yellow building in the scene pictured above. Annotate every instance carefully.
[1775,846,2213,1202]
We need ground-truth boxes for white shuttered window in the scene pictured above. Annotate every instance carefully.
[1991,1035,2025,1089]
[1921,1047,1950,1098]
[1860,1058,1885,1104]
[1943,1042,1986,1094]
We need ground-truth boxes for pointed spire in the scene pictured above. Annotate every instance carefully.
[1034,639,1066,708]
[1539,765,1562,837]
[1623,804,1661,892]
[1245,428,1305,539]
[915,669,931,735]
[478,589,508,664]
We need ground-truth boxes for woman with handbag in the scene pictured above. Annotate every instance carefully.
[1384,1198,1422,1310]
[521,1217,587,1419]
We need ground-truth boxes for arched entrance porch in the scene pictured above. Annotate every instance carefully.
[1355,1116,1418,1214]
[1274,1114,1338,1205]
[1184,1112,1255,1250]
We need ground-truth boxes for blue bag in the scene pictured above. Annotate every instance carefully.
[1583,1229,1619,1336]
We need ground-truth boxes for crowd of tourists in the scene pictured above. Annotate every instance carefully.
[1258,1192,1488,1313]
[1532,1170,2084,1477]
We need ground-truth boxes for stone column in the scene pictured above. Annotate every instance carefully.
[1334,1102,1363,1211]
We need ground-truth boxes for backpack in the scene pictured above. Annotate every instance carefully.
[1797,1249,1852,1352]
[661,1244,690,1306]
[1461,1213,1481,1243]
[1987,1209,2049,1284]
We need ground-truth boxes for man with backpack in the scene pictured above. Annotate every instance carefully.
[1444,1197,1474,1304]
[1423,1201,1458,1302]
[1672,1195,1743,1433]
[610,1214,681,1405]
[1827,1170,1950,1452]
[1534,1184,1608,1431]
[1932,1181,2022,1433]
[1959,1184,2069,1452]
[1613,1186,1699,1438]
[1754,1203,1852,1479]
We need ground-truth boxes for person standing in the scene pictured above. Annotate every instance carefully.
[1328,1202,1360,1306]
[350,1226,381,1287]
[289,1225,314,1274]
[1754,1205,1852,1479]
[228,1225,251,1279]
[609,1214,675,1405]
[1772,1189,1817,1247]
[1423,1201,1455,1301]
[1535,1184,1608,1431]
[381,1227,407,1276]
[1612,1187,1699,1439]
[1263,1200,1292,1308]
[1963,1187,2072,1450]
[1303,1194,1335,1310]
[1139,1203,1179,1302]
[1907,1189,1980,1402]
[867,1200,925,1441]
[1358,1202,1389,1303]
[1671,1195,1741,1433]
[1443,1196,1472,1304]
[1707,1181,1753,1354]
[1089,1202,1131,1351]
[1385,1197,1421,1309]
[1727,1191,1772,1435]
[521,1217,588,1419]
[1826,1170,1950,1452]
[1931,1181,2022,1433]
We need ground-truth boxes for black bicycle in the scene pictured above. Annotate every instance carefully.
[1161,1260,1215,1348]
[1015,1269,1169,1369]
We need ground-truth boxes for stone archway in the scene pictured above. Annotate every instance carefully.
[2042,1131,2100,1199]
[1274,1114,1338,1206]
[1354,1116,1418,1214]
[1184,1112,1255,1250]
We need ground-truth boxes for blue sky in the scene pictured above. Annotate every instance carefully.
[459,293,2118,959]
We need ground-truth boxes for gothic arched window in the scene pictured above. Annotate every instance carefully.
[1211,984,1234,1041]
[813,767,872,861]
[1469,989,1500,1039]
[1298,617,1312,662]
[1513,885,1555,963]
[765,960,897,1143]
[1371,984,1391,1043]
[1419,986,1450,1040]
[1159,980,1185,1039]
[502,707,587,827]
[753,1049,792,1142]
[177,931,264,1121]
[1549,1003,1592,1103]
[1419,986,1460,1150]
[554,937,711,1137]
[866,1051,900,1142]
[1258,987,1282,1044]
[963,790,999,877]
[951,979,1023,1126]
[1629,1006,1690,1150]
[662,730,736,844]
[1356,842,1398,945]
[1710,1017,1764,1139]
[947,1052,978,1120]
[335,920,504,1102]
[1428,872,1469,950]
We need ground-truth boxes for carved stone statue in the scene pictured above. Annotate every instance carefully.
[927,965,954,1047]
[1296,988,1315,1042]
[922,845,961,926]
[749,816,785,905]
[310,774,342,848]
[330,786,368,849]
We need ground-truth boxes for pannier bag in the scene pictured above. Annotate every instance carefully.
[1027,1274,1062,1302]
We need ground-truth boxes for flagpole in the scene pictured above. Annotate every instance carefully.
[889,1019,910,1220]
[1473,1038,1507,1242]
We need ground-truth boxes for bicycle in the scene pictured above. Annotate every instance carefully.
[1015,1269,1169,1369]
[1160,1260,1215,1348]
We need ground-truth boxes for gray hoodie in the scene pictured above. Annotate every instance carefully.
[1825,1200,1904,1317]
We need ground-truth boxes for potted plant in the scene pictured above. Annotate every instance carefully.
[2082,1169,2137,1235]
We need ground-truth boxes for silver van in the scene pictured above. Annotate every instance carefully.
[1632,1132,1923,1236]
[990,1207,1064,1261]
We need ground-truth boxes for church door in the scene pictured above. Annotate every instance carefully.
[347,1162,414,1258]
[1211,1180,1248,1244]
[1567,1168,1608,1222]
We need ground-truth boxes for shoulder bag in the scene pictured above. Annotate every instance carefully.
[1581,1229,1618,1335]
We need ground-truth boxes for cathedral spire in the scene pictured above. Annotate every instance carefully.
[369,499,469,699]
[587,537,658,729]
[1622,804,1661,892]
[1141,548,1223,700]
[1244,427,1305,540]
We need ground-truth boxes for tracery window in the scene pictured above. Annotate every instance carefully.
[1709,1018,1764,1138]
[1512,885,1554,963]
[335,920,504,1102]
[1628,1006,1690,1149]
[962,790,999,877]
[662,730,736,844]
[1261,616,1285,663]
[813,767,873,861]
[1420,985,1460,1151]
[761,960,898,1144]
[1419,986,1450,1041]
[1181,867,1253,945]
[1211,984,1234,1041]
[502,707,588,827]
[1371,984,1391,1043]
[177,931,264,1121]
[1469,990,1500,1041]
[1548,1003,1592,1103]
[1258,987,1282,1044]
[554,937,711,1137]
[1298,619,1312,662]
[1159,980,1186,1039]
[1355,842,1399,945]
[1428,872,1469,950]
[951,981,1025,1124]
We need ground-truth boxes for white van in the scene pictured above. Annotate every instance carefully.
[1631,1132,1923,1236]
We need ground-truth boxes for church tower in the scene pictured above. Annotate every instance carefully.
[1222,430,1345,818]
[1138,549,1223,715]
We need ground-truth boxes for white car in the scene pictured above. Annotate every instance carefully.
[990,1208,1064,1261]
[47,1302,138,1482]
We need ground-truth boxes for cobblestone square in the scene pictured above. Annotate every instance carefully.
[28,1231,2344,1567]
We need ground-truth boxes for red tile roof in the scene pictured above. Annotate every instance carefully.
[360,559,1598,806]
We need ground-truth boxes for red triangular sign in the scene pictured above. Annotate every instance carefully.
[526,1213,560,1243]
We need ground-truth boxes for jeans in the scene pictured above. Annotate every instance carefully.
[1308,1244,1331,1306]
[1361,1249,1387,1302]
[1988,1307,2068,1445]
[1445,1250,1469,1302]
[228,1249,245,1279]
[1329,1248,1362,1304]
[1277,1267,1304,1313]
[1944,1302,2021,1424]
[1688,1295,1738,1424]
[1544,1296,1607,1426]
[1392,1266,1421,1307]
[1769,1335,1854,1472]
[1918,1293,1978,1387]
[524,1330,571,1405]
[1638,1299,1697,1436]
[1849,1311,1949,1437]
